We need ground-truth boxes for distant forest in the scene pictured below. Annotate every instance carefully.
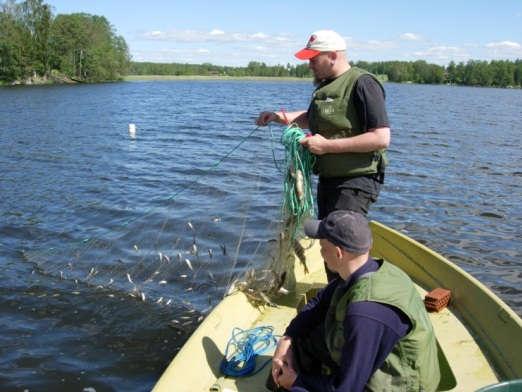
[0,0,130,83]
[1,1,521,88]
[130,59,522,88]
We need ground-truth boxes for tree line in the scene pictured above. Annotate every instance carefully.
[130,59,522,88]
[1,1,520,88]
[359,59,522,88]
[129,61,312,78]
[0,0,130,84]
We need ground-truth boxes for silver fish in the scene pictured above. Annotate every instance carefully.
[295,169,304,201]
[184,258,194,271]
[190,243,198,256]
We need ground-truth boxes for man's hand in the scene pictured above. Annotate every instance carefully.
[299,133,330,155]
[273,358,298,389]
[271,336,294,385]
[256,111,283,126]
[272,337,292,378]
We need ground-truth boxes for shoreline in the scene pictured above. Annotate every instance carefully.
[123,75,312,82]
[3,74,519,88]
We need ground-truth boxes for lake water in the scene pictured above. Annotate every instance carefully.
[0,80,521,391]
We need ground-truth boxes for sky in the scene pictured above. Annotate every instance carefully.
[44,0,522,66]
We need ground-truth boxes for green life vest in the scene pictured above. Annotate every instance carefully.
[324,260,441,391]
[308,67,388,178]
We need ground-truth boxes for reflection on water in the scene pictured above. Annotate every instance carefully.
[0,81,520,391]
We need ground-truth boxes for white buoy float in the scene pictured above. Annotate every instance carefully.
[128,123,136,138]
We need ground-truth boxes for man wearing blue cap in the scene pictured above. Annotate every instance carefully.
[268,211,441,392]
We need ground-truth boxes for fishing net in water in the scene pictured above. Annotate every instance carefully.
[13,117,315,331]
[12,122,294,331]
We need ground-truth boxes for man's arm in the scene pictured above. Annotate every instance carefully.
[299,127,390,155]
[256,110,309,129]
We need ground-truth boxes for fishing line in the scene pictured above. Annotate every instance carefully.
[84,125,263,243]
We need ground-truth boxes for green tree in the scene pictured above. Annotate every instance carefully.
[20,0,51,75]
[49,13,129,81]
[0,9,21,81]
[514,60,522,87]
[1,1,129,83]
[0,0,32,81]
[446,61,456,84]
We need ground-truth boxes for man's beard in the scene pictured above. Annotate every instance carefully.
[313,76,326,87]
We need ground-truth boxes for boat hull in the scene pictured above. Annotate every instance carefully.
[153,221,522,392]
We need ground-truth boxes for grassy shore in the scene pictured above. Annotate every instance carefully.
[124,75,312,82]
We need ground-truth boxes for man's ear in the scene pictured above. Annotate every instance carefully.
[336,246,343,260]
[328,51,338,61]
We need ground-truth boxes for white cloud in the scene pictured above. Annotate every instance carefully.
[209,29,225,36]
[251,32,268,39]
[413,46,469,63]
[143,30,166,38]
[346,38,397,51]
[197,48,210,54]
[485,41,521,49]
[400,33,421,41]
[139,28,296,47]
[483,40,522,59]
[274,36,291,42]
[367,40,397,49]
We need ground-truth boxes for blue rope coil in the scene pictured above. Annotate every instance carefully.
[220,326,278,377]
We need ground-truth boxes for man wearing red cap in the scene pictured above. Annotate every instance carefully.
[256,30,390,250]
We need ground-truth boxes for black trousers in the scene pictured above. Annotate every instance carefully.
[317,175,382,218]
[317,174,383,281]
[265,330,338,391]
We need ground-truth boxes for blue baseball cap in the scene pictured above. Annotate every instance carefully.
[304,210,372,254]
